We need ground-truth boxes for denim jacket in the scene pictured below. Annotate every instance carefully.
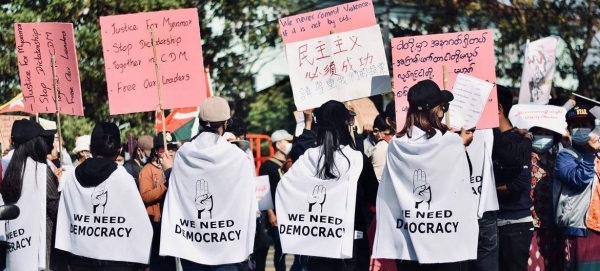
[554,146,596,236]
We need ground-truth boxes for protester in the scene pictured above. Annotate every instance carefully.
[276,100,378,271]
[527,126,563,271]
[124,135,154,186]
[373,79,476,271]
[139,132,178,271]
[370,114,391,182]
[72,135,91,167]
[55,122,153,271]
[160,96,256,271]
[384,101,397,135]
[554,105,600,270]
[226,117,256,169]
[0,119,67,270]
[348,109,365,153]
[258,129,294,271]
[493,86,534,271]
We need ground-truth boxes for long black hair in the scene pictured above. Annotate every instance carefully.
[314,101,355,180]
[1,135,53,204]
[191,119,227,141]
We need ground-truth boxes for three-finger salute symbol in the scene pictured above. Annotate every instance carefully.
[413,169,431,210]
[91,182,108,214]
[307,185,327,213]
[196,179,213,219]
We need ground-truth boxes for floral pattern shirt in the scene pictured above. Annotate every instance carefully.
[530,152,555,228]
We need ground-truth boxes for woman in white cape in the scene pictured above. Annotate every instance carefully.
[1,119,67,270]
[372,80,477,271]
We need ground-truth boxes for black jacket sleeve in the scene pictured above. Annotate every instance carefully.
[290,129,317,162]
[359,154,379,205]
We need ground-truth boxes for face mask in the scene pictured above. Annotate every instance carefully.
[532,135,554,153]
[571,128,591,146]
[117,161,124,166]
[282,143,292,156]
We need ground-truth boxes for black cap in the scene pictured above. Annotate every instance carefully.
[154,132,178,148]
[407,80,454,111]
[11,119,56,145]
[566,105,595,122]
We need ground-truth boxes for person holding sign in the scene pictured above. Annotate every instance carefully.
[139,132,178,271]
[1,120,66,270]
[55,122,153,271]
[554,105,600,270]
[372,80,477,271]
[276,100,378,271]
[160,97,256,271]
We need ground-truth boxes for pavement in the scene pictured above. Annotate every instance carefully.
[265,246,295,271]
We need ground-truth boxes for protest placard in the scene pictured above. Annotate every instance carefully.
[392,29,497,130]
[508,104,567,135]
[255,176,274,211]
[100,8,206,115]
[14,23,83,115]
[0,115,29,151]
[283,0,391,111]
[278,0,376,44]
[518,36,558,105]
[445,74,495,130]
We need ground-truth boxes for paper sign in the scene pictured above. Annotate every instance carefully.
[508,104,567,135]
[0,115,28,151]
[392,29,498,130]
[293,111,306,136]
[286,25,391,110]
[445,74,495,130]
[100,8,207,115]
[518,36,558,105]
[590,127,600,138]
[14,23,84,115]
[278,0,376,44]
[255,176,274,211]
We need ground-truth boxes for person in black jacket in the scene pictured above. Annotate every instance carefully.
[492,86,534,271]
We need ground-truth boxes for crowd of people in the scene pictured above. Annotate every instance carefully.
[0,80,598,271]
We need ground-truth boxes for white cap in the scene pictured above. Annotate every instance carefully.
[271,130,293,143]
[72,135,91,154]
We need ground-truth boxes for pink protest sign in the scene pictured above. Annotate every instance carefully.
[14,23,84,115]
[392,29,498,130]
[279,0,376,44]
[100,8,206,115]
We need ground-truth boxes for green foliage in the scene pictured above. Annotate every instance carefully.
[247,79,296,134]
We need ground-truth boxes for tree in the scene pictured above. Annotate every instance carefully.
[246,78,296,134]
[392,0,599,97]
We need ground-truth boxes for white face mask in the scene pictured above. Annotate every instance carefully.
[532,135,554,153]
[571,128,591,146]
[280,142,292,156]
[117,161,124,166]
[138,150,148,164]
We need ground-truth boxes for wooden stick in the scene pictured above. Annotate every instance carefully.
[204,66,213,97]
[150,27,168,149]
[35,113,39,123]
[442,65,450,127]
[51,55,63,167]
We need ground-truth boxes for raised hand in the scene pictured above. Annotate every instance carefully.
[307,185,327,212]
[195,179,213,219]
[413,169,431,209]
[91,182,108,214]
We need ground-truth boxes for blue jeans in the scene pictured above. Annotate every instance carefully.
[472,214,499,271]
[180,259,240,271]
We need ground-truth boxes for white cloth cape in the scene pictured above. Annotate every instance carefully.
[373,128,479,263]
[160,133,257,265]
[276,146,363,259]
[5,158,47,271]
[467,129,499,218]
[55,166,153,264]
